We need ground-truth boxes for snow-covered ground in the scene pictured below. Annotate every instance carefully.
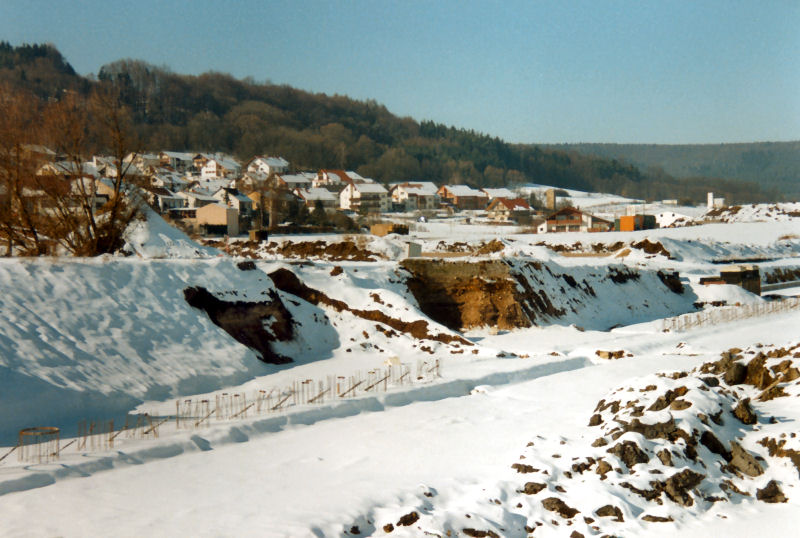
[1,206,800,537]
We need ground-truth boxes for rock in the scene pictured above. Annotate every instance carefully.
[732,398,757,424]
[592,437,608,447]
[758,384,788,402]
[596,350,625,360]
[541,497,580,518]
[595,460,612,476]
[756,480,787,503]
[657,449,673,466]
[700,431,731,461]
[350,525,360,535]
[588,413,602,426]
[569,532,585,538]
[729,441,764,477]
[520,482,547,495]
[670,399,692,410]
[723,362,747,385]
[642,514,674,522]
[745,353,776,389]
[383,523,394,533]
[621,417,677,440]
[700,376,720,387]
[607,441,649,470]
[595,505,624,522]
[663,469,705,506]
[396,511,419,526]
[462,529,499,538]
[511,463,537,473]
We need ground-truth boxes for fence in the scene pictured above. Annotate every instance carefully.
[662,297,800,332]
[3,359,440,464]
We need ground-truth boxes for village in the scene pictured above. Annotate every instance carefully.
[11,147,718,242]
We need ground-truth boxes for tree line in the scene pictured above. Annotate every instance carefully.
[0,42,778,204]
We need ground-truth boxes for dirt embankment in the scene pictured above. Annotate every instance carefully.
[401,259,532,331]
[207,239,381,261]
[184,286,295,364]
[267,268,471,345]
[401,259,685,332]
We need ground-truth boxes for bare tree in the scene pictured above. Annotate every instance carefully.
[0,83,144,256]
[0,86,47,255]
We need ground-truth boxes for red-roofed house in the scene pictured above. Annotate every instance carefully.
[486,197,533,222]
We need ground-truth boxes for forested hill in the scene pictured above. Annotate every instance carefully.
[549,143,800,201]
[0,42,787,203]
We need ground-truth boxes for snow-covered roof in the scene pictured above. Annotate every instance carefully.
[262,156,289,168]
[296,187,337,202]
[213,188,252,204]
[481,187,516,199]
[280,174,313,185]
[442,185,486,197]
[352,183,388,194]
[160,151,196,161]
[397,181,439,196]
[178,190,218,202]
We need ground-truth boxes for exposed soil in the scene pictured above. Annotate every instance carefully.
[401,259,533,331]
[631,239,672,259]
[183,286,294,364]
[267,268,471,345]
[209,239,382,261]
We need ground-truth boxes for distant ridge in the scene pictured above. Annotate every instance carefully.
[547,142,800,200]
[0,41,792,203]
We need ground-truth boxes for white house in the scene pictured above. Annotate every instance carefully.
[200,155,242,180]
[340,182,389,213]
[246,156,290,177]
[390,181,440,211]
[159,151,196,172]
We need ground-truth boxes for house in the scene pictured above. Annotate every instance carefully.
[196,203,239,236]
[212,187,254,214]
[200,155,241,180]
[176,190,218,209]
[314,170,373,191]
[148,168,189,192]
[245,156,290,177]
[159,151,196,172]
[537,207,613,233]
[340,182,389,213]
[294,187,338,212]
[481,187,516,201]
[123,152,161,172]
[437,185,488,210]
[275,173,314,191]
[486,197,533,222]
[144,186,185,213]
[707,192,726,210]
[390,182,439,211]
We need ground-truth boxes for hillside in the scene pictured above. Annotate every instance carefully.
[551,142,800,201]
[0,42,783,204]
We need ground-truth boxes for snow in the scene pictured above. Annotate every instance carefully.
[1,198,800,536]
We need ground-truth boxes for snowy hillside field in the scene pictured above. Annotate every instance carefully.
[1,205,800,537]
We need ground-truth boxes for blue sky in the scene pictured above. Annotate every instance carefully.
[2,0,799,144]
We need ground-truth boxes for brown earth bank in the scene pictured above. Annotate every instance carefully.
[206,238,382,261]
[401,258,685,331]
[183,286,294,364]
[267,268,471,345]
